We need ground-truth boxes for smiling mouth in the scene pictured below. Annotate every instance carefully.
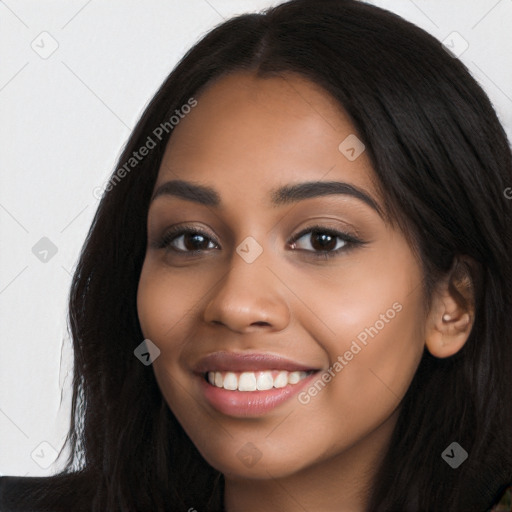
[204,369,318,391]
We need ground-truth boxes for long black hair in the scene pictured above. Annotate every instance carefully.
[17,0,512,510]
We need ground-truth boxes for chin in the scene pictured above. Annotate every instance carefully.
[194,438,319,481]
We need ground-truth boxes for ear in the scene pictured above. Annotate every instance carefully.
[425,256,476,358]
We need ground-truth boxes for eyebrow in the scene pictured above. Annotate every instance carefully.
[151,179,382,216]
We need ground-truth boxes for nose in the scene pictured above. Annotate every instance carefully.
[202,248,291,333]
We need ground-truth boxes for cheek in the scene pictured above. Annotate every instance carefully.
[137,260,201,341]
[137,263,207,432]
[319,297,424,422]
[294,240,425,440]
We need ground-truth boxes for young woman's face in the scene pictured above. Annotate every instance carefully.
[137,71,427,480]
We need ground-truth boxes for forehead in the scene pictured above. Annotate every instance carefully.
[156,71,380,208]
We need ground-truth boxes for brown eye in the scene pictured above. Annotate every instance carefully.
[290,228,347,252]
[179,232,213,251]
[158,227,219,253]
[288,224,364,259]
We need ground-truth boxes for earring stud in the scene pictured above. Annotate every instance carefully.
[442,314,451,322]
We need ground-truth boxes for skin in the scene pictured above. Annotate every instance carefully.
[137,71,474,511]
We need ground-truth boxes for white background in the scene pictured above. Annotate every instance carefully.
[1,0,511,476]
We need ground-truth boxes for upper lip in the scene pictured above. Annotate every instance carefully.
[193,351,320,374]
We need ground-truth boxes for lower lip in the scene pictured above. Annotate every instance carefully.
[197,371,320,417]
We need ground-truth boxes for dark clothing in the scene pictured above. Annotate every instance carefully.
[0,474,510,511]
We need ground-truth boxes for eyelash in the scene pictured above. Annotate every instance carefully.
[155,223,365,260]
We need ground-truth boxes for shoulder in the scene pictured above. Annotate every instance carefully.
[0,473,95,512]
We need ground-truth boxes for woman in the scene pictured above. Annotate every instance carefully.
[1,0,511,510]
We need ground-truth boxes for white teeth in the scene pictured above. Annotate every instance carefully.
[206,370,311,391]
[256,372,274,390]
[274,371,288,388]
[238,372,257,391]
[223,372,238,390]
[288,371,301,384]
